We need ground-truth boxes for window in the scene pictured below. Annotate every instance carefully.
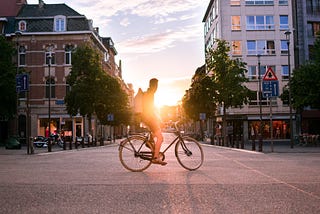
[280,15,289,30]
[45,78,55,98]
[248,66,257,80]
[247,40,275,55]
[245,0,274,5]
[279,0,288,5]
[54,15,66,32]
[230,0,240,5]
[280,40,288,54]
[18,45,26,66]
[307,0,320,14]
[65,45,74,65]
[281,65,289,80]
[18,21,26,32]
[246,16,274,30]
[232,16,241,30]
[232,41,242,55]
[45,52,55,65]
[307,22,320,38]
[249,91,268,106]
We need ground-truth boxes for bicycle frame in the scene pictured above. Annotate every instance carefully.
[123,130,189,158]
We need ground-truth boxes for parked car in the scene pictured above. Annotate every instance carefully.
[33,136,48,148]
[5,137,21,149]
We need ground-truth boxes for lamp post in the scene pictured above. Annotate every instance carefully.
[285,30,293,149]
[257,54,263,152]
[47,47,52,152]
[15,31,22,136]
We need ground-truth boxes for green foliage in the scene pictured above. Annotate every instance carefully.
[205,39,252,109]
[290,63,320,110]
[281,35,320,110]
[65,44,130,125]
[0,36,17,119]
[182,66,216,120]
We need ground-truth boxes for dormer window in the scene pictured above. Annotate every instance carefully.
[54,15,66,32]
[18,20,27,32]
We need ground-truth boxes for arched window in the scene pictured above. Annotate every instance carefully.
[18,20,27,31]
[45,78,55,98]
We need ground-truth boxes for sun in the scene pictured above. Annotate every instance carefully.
[154,87,182,108]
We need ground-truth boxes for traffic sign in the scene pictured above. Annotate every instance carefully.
[107,114,114,121]
[16,73,29,92]
[263,67,278,81]
[262,80,279,98]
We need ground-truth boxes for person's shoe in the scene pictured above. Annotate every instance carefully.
[151,158,167,166]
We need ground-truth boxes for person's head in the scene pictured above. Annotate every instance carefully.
[149,78,158,91]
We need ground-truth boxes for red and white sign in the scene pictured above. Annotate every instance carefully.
[263,67,278,81]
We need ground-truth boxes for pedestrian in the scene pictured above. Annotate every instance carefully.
[141,78,167,165]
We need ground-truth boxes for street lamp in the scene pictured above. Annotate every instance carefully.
[285,30,294,149]
[15,31,22,137]
[257,54,263,152]
[47,46,53,152]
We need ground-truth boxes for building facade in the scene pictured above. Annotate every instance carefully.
[0,0,131,143]
[294,0,320,134]
[203,0,295,142]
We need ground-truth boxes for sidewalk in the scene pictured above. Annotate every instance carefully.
[201,139,320,153]
[0,139,119,156]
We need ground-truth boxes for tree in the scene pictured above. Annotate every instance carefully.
[0,36,17,120]
[280,34,320,111]
[206,40,252,142]
[65,44,130,135]
[182,65,216,121]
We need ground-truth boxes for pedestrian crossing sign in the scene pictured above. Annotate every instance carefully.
[263,67,278,81]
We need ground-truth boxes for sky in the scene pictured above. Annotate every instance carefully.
[28,0,209,107]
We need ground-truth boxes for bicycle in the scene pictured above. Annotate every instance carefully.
[118,122,204,172]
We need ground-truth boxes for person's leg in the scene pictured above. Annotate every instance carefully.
[152,129,166,165]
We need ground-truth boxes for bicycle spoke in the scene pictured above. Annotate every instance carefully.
[119,135,152,172]
[175,136,204,171]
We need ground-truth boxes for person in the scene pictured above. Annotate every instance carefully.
[141,78,167,165]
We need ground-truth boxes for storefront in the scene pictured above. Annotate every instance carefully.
[248,115,293,140]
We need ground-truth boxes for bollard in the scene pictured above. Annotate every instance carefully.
[75,139,78,149]
[235,135,239,148]
[63,139,67,150]
[69,139,72,150]
[81,138,85,148]
[252,136,256,151]
[240,134,244,149]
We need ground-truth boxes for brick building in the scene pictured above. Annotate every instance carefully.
[0,0,133,143]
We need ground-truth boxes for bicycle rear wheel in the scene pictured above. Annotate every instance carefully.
[119,135,153,172]
[175,136,204,170]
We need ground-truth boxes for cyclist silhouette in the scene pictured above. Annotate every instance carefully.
[141,78,167,165]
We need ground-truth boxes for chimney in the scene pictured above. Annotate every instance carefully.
[39,0,45,8]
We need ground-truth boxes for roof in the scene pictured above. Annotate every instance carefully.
[17,3,83,18]
[202,0,214,22]
[9,3,90,33]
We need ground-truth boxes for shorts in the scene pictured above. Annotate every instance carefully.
[142,113,161,133]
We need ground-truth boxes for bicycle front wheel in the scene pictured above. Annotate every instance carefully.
[175,136,204,171]
[119,135,152,172]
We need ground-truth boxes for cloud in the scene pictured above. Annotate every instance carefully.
[118,23,202,55]
[120,17,130,27]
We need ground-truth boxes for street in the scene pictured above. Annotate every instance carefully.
[0,133,320,214]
